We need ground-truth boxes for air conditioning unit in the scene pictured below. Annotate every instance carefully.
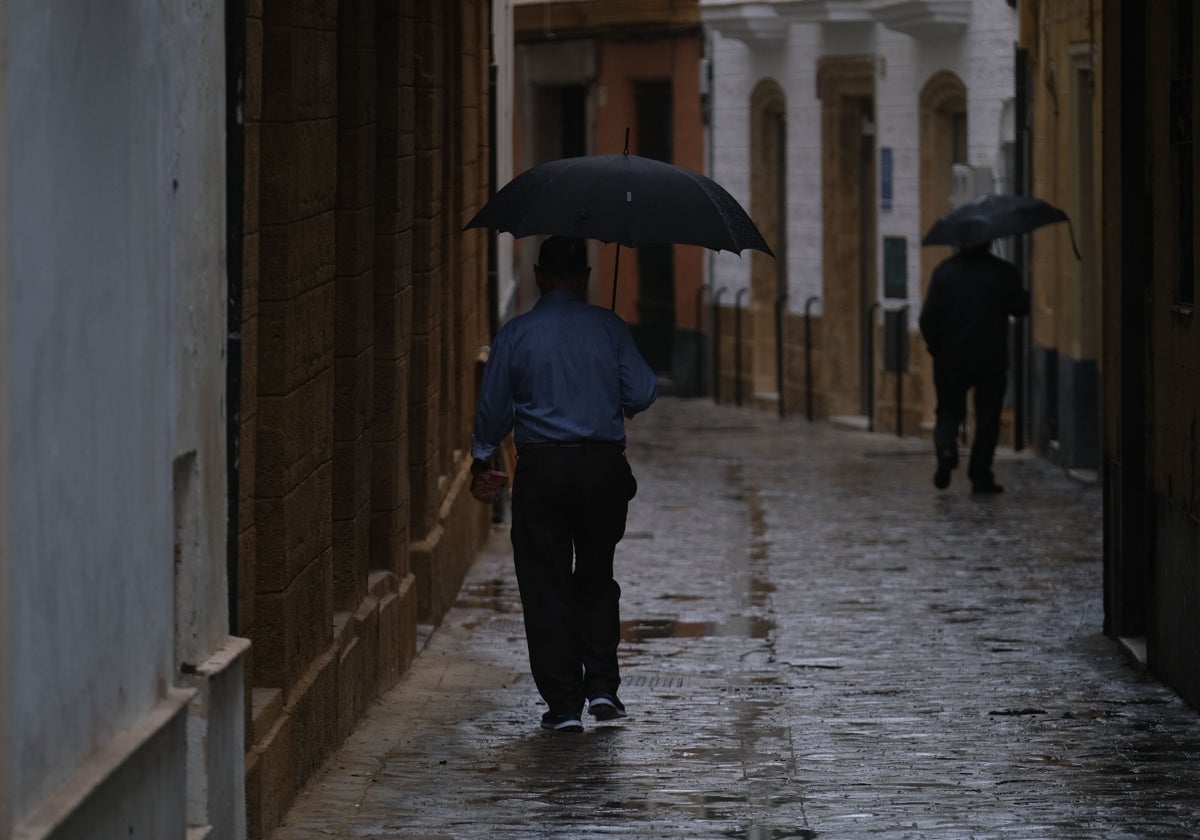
[949,164,994,208]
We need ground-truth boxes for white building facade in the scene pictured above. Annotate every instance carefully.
[701,0,1017,426]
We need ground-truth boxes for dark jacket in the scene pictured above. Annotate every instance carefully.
[918,248,1030,372]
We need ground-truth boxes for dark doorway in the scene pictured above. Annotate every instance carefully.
[634,81,675,374]
[560,85,587,159]
[532,84,587,163]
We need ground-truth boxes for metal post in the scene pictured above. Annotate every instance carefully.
[775,294,786,419]
[734,288,748,406]
[712,287,728,403]
[695,283,710,397]
[866,301,881,432]
[896,304,909,437]
[804,296,819,421]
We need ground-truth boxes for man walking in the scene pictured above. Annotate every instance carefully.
[470,235,658,732]
[919,242,1030,494]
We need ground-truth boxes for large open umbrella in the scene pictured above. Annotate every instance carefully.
[922,193,1078,256]
[464,144,773,308]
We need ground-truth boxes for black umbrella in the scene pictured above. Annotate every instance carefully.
[464,146,773,308]
[922,193,1077,255]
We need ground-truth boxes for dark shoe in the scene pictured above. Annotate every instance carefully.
[971,480,1004,495]
[933,449,957,490]
[587,694,627,721]
[934,462,952,490]
[540,711,583,733]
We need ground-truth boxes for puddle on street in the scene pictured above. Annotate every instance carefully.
[454,577,521,611]
[621,616,775,642]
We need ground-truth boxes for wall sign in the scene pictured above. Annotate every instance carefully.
[883,235,907,299]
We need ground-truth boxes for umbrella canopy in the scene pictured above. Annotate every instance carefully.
[922,194,1070,249]
[464,152,773,257]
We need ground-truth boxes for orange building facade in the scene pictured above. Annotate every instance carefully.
[512,0,707,392]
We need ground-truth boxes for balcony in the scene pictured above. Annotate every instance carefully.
[871,1,971,39]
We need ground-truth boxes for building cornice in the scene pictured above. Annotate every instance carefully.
[515,0,701,40]
[701,0,973,46]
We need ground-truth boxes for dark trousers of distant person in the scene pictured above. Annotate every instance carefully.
[933,363,1007,486]
[510,444,636,717]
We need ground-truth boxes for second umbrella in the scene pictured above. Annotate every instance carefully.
[922,193,1070,250]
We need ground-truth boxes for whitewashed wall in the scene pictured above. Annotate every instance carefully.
[706,2,1017,322]
[3,2,240,837]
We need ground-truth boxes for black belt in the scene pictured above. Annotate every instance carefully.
[518,440,624,454]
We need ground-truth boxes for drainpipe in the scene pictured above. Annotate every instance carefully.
[1014,45,1030,451]
[224,0,246,635]
[775,110,788,419]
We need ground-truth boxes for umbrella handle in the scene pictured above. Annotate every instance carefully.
[1067,219,1082,261]
[611,243,621,310]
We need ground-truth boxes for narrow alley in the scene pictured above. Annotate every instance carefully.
[272,398,1200,839]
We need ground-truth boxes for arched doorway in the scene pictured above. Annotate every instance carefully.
[749,79,786,401]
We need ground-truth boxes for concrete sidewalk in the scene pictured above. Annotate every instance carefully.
[273,398,1200,839]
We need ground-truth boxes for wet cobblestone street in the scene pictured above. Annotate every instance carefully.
[273,398,1200,839]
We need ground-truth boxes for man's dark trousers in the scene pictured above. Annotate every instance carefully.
[510,445,636,716]
[933,363,1007,485]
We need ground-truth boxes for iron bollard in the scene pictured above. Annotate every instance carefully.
[896,304,909,437]
[775,294,787,419]
[804,296,819,421]
[712,287,728,403]
[734,288,749,407]
[866,301,881,432]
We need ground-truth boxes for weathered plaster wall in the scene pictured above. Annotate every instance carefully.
[5,0,234,835]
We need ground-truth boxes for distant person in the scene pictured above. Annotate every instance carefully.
[919,242,1030,493]
[470,235,658,733]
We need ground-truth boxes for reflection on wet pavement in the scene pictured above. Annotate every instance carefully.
[621,616,775,641]
[274,399,1200,840]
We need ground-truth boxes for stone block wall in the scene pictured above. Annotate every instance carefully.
[238,2,494,836]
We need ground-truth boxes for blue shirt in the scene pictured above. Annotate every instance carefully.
[471,289,658,461]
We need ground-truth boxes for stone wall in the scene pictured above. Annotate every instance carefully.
[1022,0,1104,470]
[239,2,493,835]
